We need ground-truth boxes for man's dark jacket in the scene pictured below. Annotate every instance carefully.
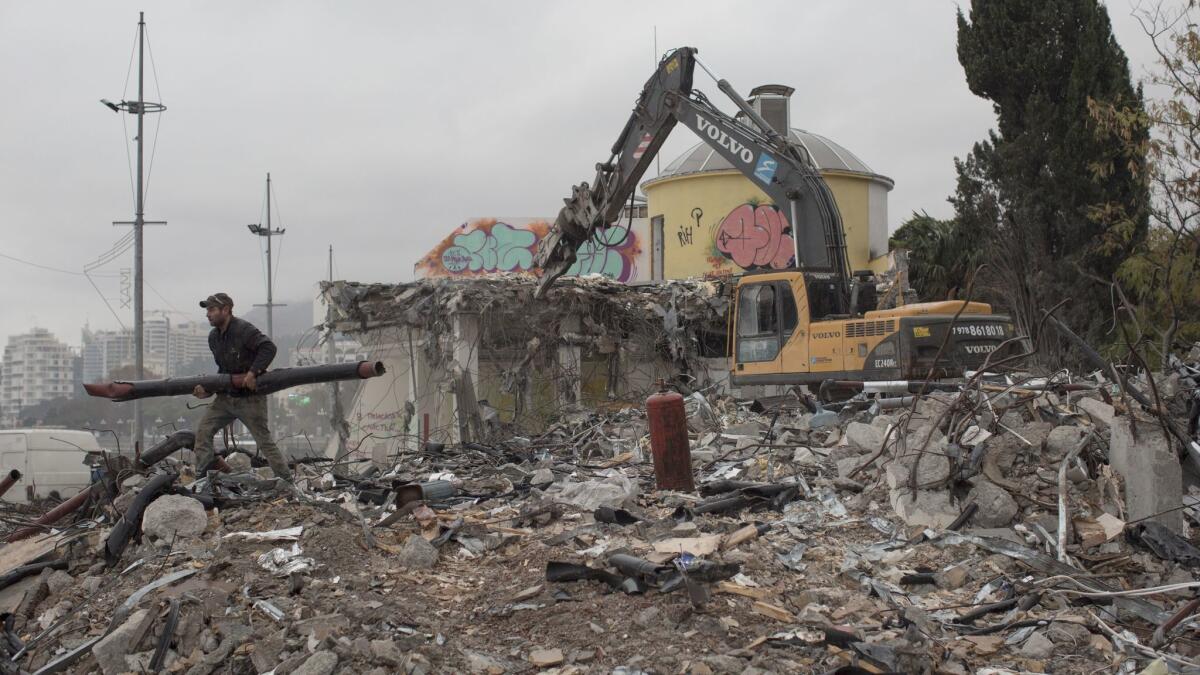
[209,317,277,396]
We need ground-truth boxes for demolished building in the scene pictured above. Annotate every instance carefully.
[321,274,733,461]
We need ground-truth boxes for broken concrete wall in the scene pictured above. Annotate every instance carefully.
[324,275,732,447]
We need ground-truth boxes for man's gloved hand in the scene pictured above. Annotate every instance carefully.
[243,371,258,391]
[193,385,212,399]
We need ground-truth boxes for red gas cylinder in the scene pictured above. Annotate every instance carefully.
[646,382,695,492]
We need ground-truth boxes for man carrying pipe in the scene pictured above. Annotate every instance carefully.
[192,293,295,486]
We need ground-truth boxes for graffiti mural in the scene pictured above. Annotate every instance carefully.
[416,218,641,282]
[713,203,795,270]
[569,226,639,280]
[441,222,537,273]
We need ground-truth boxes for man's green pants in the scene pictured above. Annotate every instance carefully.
[194,394,293,482]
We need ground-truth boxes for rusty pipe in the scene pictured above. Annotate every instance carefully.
[0,469,22,499]
[6,483,99,543]
[84,361,387,402]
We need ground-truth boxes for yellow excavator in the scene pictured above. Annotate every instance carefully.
[534,47,1015,393]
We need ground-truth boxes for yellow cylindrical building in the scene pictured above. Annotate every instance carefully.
[641,85,893,280]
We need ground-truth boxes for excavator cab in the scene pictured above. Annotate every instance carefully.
[730,271,1017,390]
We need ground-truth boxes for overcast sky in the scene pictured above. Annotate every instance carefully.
[0,1,1164,349]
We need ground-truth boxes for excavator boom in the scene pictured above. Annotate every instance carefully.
[534,47,850,305]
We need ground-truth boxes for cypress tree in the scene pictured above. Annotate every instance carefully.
[952,0,1148,360]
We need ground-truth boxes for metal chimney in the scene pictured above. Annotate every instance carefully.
[748,84,794,137]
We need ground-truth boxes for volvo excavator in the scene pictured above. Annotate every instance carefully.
[534,47,1017,391]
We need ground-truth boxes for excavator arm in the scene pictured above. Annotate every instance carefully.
[534,47,851,305]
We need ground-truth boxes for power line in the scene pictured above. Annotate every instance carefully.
[144,279,184,315]
[143,25,164,207]
[0,251,116,277]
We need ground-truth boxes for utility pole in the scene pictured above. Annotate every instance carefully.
[103,12,166,453]
[328,246,347,460]
[247,173,286,338]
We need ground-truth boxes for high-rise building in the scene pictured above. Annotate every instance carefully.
[169,320,213,376]
[81,328,133,384]
[144,314,171,378]
[81,313,181,382]
[1,328,77,426]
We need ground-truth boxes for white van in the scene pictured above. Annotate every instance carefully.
[0,429,98,503]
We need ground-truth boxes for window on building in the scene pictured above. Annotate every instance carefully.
[651,216,665,281]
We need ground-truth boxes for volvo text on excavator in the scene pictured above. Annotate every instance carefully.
[533,47,1017,392]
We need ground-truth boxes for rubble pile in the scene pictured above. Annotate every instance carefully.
[3,357,1200,672]
[321,274,732,397]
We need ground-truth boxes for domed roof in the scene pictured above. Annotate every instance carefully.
[643,129,893,188]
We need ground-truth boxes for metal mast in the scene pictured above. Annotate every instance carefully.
[328,246,346,459]
[248,173,286,338]
[103,12,166,451]
[134,12,144,451]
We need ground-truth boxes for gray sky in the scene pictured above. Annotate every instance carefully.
[0,1,1163,349]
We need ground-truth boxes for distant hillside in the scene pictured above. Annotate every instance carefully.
[243,300,315,367]
[242,300,315,338]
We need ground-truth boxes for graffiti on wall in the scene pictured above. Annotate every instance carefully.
[441,222,536,273]
[570,226,639,281]
[416,218,640,282]
[713,202,795,270]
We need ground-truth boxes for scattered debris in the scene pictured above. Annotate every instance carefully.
[5,344,1200,672]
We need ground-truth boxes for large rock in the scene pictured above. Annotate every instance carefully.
[225,452,253,472]
[397,534,438,569]
[142,494,207,542]
[966,479,1018,527]
[370,639,403,666]
[92,609,149,675]
[1076,397,1116,431]
[1020,631,1055,659]
[890,489,959,529]
[896,423,944,456]
[45,570,74,597]
[1044,425,1086,462]
[292,651,339,675]
[885,441,951,490]
[845,422,885,454]
[1110,417,1182,533]
[837,456,872,479]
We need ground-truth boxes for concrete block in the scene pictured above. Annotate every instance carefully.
[1076,397,1115,431]
[1110,418,1182,533]
[966,479,1018,527]
[92,609,149,675]
[890,489,959,529]
[845,422,885,453]
[1045,425,1087,462]
[142,494,208,542]
[885,441,951,490]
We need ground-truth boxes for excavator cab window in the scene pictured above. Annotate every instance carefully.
[807,280,843,320]
[779,283,798,337]
[736,284,781,362]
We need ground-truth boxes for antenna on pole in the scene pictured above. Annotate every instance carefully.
[327,245,347,460]
[653,25,660,177]
[248,172,286,338]
[103,11,167,453]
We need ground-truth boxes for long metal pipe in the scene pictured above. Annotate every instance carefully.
[83,360,386,401]
[0,469,22,499]
[6,485,99,543]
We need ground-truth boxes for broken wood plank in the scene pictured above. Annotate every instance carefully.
[0,532,65,577]
[716,581,771,600]
[752,601,795,622]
